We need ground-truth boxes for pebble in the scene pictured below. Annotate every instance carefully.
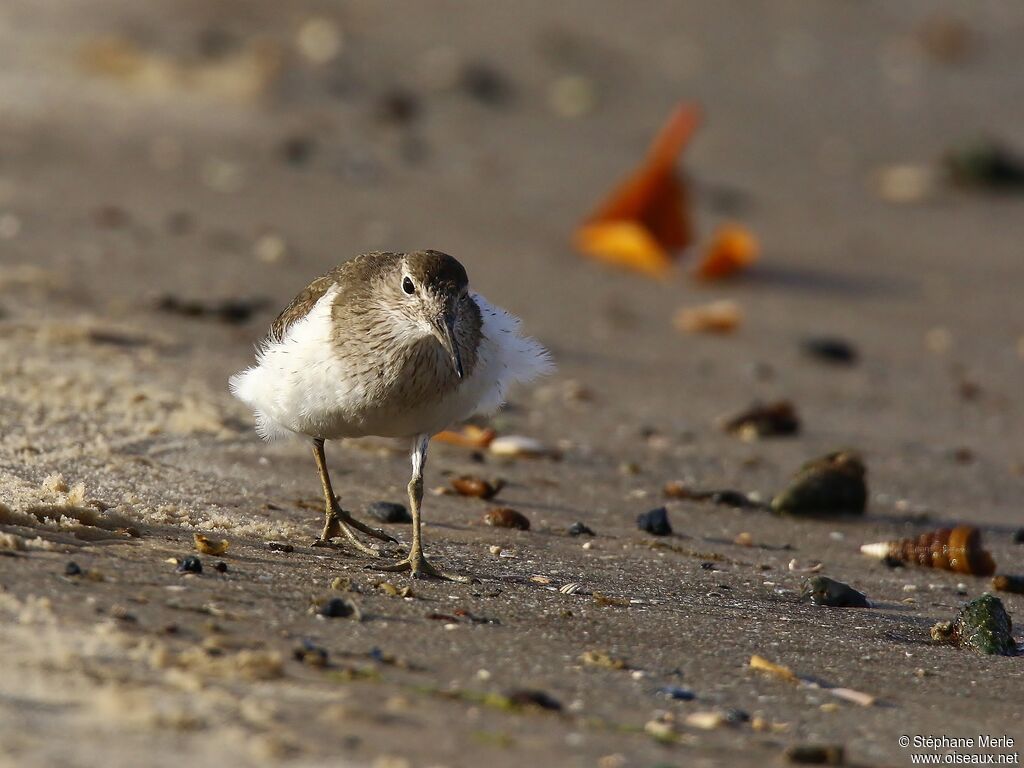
[483,507,530,530]
[801,337,858,365]
[296,17,343,64]
[176,555,202,575]
[317,597,359,619]
[293,640,329,667]
[489,434,551,458]
[367,501,412,524]
[656,686,695,701]
[65,561,82,576]
[505,689,562,711]
[802,576,871,608]
[636,507,672,536]
[460,62,512,106]
[267,541,294,553]
[1013,529,1024,545]
[567,521,595,537]
[785,744,845,765]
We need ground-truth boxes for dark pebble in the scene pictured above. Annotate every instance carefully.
[699,562,717,571]
[882,555,905,569]
[280,135,316,166]
[945,141,1024,191]
[367,501,412,524]
[65,561,82,576]
[460,62,513,106]
[176,555,202,575]
[377,88,421,125]
[318,597,357,619]
[802,576,871,608]
[802,337,858,365]
[484,507,531,530]
[785,744,845,765]
[1013,529,1024,544]
[636,507,672,536]
[213,561,228,574]
[656,685,695,701]
[722,708,750,724]
[723,400,800,438]
[505,689,562,711]
[567,521,595,537]
[267,541,294,553]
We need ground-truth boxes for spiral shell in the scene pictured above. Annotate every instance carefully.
[860,525,995,576]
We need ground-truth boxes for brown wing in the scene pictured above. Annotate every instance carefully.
[268,267,344,342]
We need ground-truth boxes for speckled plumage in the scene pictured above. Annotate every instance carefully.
[230,250,551,441]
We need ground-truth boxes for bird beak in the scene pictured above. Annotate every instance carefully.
[431,311,464,379]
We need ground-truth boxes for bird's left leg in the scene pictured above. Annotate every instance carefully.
[310,438,397,555]
[376,434,474,582]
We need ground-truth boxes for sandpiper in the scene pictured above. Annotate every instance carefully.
[230,250,552,580]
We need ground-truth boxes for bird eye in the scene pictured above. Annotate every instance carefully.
[402,276,415,295]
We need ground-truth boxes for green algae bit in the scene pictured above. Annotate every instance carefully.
[771,451,866,517]
[930,594,1018,656]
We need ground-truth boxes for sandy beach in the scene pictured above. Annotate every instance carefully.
[1,2,1022,766]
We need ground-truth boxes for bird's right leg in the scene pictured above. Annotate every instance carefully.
[310,438,397,555]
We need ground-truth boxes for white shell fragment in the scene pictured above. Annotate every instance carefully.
[559,582,584,595]
[489,435,552,458]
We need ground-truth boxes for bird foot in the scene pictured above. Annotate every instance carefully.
[373,550,476,583]
[316,509,398,557]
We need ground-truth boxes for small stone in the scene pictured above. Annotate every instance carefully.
[267,541,294,553]
[279,135,315,166]
[547,74,597,118]
[367,501,411,524]
[505,689,561,711]
[567,521,594,537]
[930,594,1017,655]
[296,17,343,65]
[801,337,858,365]
[656,685,695,701]
[1013,529,1024,545]
[484,507,530,530]
[710,490,758,508]
[772,451,867,517]
[488,545,503,556]
[64,561,82,576]
[636,507,672,536]
[317,597,359,619]
[176,555,202,575]
[213,561,228,574]
[785,744,845,765]
[253,233,287,263]
[377,89,420,125]
[460,62,512,106]
[734,532,753,547]
[723,400,800,439]
[801,576,871,608]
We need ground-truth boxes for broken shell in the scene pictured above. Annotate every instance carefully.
[433,425,496,448]
[801,576,871,608]
[722,400,800,440]
[771,451,867,517]
[451,475,503,499]
[193,533,229,555]
[579,650,627,669]
[694,223,759,281]
[559,582,584,595]
[483,507,530,530]
[859,526,996,576]
[788,559,824,574]
[673,300,742,334]
[930,594,1016,655]
[992,574,1024,595]
[488,435,552,459]
[636,507,672,536]
[749,654,798,683]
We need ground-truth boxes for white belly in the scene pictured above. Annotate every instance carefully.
[229,289,552,441]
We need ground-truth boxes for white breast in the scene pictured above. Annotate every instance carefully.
[229,289,552,441]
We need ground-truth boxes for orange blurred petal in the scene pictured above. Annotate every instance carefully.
[574,221,672,278]
[576,103,701,276]
[695,224,760,280]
